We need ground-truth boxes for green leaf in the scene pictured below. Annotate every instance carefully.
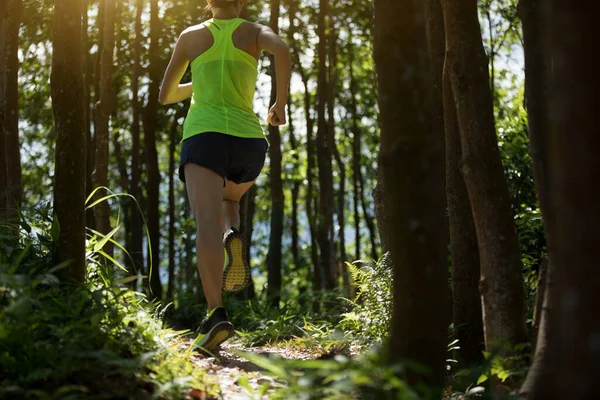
[477,373,489,385]
[93,225,121,253]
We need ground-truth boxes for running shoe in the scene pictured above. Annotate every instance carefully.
[191,306,234,354]
[222,228,251,292]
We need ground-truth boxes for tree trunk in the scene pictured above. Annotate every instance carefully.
[167,111,183,299]
[91,0,115,250]
[521,2,600,398]
[374,0,449,389]
[83,0,95,231]
[287,95,300,271]
[425,0,485,365]
[144,0,162,300]
[130,0,144,278]
[51,0,87,282]
[441,0,528,353]
[444,64,484,366]
[266,0,283,307]
[288,3,320,290]
[0,0,23,223]
[531,258,547,352]
[349,39,361,262]
[238,185,257,300]
[327,9,346,290]
[316,0,335,290]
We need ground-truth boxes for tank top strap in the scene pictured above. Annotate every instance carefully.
[206,18,245,44]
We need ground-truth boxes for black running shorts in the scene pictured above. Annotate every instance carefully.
[179,132,268,185]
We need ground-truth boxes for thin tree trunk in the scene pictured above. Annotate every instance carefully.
[327,10,347,291]
[374,0,449,389]
[317,0,335,290]
[518,2,556,395]
[0,0,23,224]
[521,2,600,398]
[361,172,379,260]
[130,0,144,278]
[441,0,528,354]
[287,95,300,271]
[51,0,87,282]
[531,258,547,352]
[266,0,283,307]
[167,111,183,299]
[348,39,361,262]
[83,0,95,230]
[288,2,320,290]
[444,64,484,366]
[144,0,162,300]
[91,0,115,251]
[239,185,257,300]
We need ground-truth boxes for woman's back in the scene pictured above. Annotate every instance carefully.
[182,18,265,141]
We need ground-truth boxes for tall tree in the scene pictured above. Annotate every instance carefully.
[91,0,116,243]
[130,0,145,279]
[144,0,162,299]
[239,186,257,300]
[287,95,300,271]
[167,110,184,299]
[521,1,600,398]
[441,0,528,353]
[83,0,96,230]
[327,5,347,289]
[374,0,449,389]
[288,0,320,289]
[316,0,335,290]
[51,0,87,282]
[426,0,484,364]
[0,0,23,223]
[266,0,284,307]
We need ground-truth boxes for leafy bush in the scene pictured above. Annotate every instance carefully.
[337,253,393,346]
[0,214,217,399]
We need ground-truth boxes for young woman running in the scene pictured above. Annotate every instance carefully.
[159,0,290,351]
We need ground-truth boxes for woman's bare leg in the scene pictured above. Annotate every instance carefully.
[223,180,256,232]
[185,164,225,312]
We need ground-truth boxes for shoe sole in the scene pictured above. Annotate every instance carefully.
[194,321,235,355]
[223,231,250,292]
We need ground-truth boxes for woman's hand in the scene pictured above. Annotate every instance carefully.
[267,102,287,126]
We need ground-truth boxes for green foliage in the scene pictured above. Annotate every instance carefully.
[0,215,217,399]
[337,253,393,346]
[236,346,427,400]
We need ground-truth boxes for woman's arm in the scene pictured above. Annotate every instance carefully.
[159,31,192,105]
[257,26,291,126]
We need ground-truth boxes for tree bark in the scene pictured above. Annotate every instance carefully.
[521,2,600,398]
[288,2,320,290]
[144,0,162,300]
[531,258,547,352]
[167,112,183,299]
[51,0,87,282]
[441,0,528,353]
[317,0,335,290]
[444,64,484,366]
[0,0,23,223]
[83,0,95,231]
[266,0,284,307]
[287,95,300,271]
[374,0,449,389]
[130,0,144,278]
[349,38,361,262]
[91,0,115,249]
[238,185,257,300]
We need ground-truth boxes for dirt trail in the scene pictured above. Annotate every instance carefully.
[188,339,318,399]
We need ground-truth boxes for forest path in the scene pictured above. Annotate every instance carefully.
[185,339,319,399]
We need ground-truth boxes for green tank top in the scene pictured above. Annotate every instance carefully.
[183,18,265,141]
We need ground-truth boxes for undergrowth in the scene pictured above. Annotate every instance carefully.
[0,212,217,399]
